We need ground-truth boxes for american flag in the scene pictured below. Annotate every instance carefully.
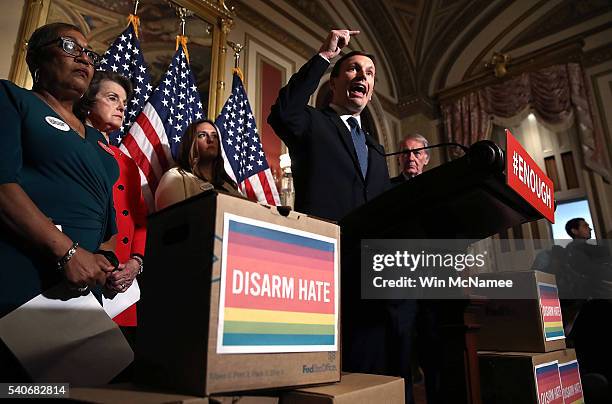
[120,41,204,207]
[215,71,280,205]
[98,17,152,145]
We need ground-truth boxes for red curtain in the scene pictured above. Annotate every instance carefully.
[441,63,609,178]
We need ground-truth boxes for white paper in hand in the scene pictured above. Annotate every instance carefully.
[0,283,133,386]
[102,279,140,318]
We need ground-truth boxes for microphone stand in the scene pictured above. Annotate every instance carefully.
[383,142,469,157]
[378,140,505,173]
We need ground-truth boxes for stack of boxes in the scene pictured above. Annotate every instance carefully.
[67,373,405,404]
[67,191,405,403]
[477,271,585,404]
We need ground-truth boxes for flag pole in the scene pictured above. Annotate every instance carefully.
[171,5,194,36]
[179,10,186,37]
[227,41,243,69]
[214,42,281,205]
[173,6,194,62]
[227,41,244,82]
[133,0,139,15]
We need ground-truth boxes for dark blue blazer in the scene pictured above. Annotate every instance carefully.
[268,55,390,222]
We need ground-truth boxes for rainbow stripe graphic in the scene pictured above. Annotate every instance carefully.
[217,214,338,354]
[559,360,584,404]
[538,282,564,341]
[534,361,564,404]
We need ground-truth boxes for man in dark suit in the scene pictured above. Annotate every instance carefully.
[391,134,430,185]
[268,28,408,397]
[391,133,440,404]
[268,29,390,222]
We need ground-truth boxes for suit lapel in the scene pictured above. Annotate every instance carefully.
[323,107,365,181]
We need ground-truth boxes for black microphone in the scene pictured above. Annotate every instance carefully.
[467,140,504,172]
[375,140,504,172]
[362,131,468,156]
[383,142,469,157]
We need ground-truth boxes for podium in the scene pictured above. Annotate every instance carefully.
[339,141,545,404]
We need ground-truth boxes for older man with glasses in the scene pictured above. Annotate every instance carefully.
[391,134,431,185]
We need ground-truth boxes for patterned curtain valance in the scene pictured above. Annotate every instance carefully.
[441,63,609,180]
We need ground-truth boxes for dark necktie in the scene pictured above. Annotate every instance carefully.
[347,117,368,177]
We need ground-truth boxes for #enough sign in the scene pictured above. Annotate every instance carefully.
[506,129,555,223]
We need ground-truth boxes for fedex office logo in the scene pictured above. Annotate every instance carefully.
[302,363,337,373]
[506,130,555,223]
[511,150,552,210]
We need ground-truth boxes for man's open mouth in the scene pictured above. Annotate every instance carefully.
[349,83,366,97]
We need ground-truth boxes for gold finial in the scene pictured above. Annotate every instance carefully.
[167,2,194,36]
[227,41,244,69]
[485,52,511,78]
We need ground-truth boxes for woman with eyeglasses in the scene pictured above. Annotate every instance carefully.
[75,71,147,332]
[155,119,241,211]
[0,22,117,324]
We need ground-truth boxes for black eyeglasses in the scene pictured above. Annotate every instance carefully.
[38,37,101,67]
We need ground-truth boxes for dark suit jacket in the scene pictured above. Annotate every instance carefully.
[390,173,406,186]
[268,55,390,222]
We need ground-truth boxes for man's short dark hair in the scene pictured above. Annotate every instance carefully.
[330,50,376,78]
[565,218,585,238]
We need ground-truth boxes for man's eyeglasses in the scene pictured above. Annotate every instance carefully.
[38,37,101,67]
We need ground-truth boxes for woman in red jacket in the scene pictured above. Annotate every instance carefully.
[76,71,147,328]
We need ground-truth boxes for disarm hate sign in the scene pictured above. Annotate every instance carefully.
[217,213,338,354]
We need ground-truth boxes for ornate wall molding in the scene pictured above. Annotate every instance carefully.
[9,0,51,88]
[462,0,550,80]
[290,0,336,33]
[504,0,612,51]
[430,0,513,94]
[584,41,612,68]
[436,38,584,104]
[377,93,436,120]
[233,0,315,61]
[354,0,416,97]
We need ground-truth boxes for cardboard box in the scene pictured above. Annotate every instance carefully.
[477,271,566,352]
[280,373,405,404]
[137,191,340,396]
[210,396,279,404]
[557,349,585,404]
[67,384,208,403]
[479,348,582,404]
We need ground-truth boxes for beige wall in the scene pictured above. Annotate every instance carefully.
[586,59,612,237]
[0,0,25,79]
